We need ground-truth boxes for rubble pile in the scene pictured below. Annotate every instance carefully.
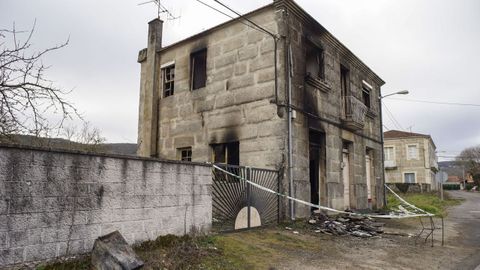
[307,212,385,238]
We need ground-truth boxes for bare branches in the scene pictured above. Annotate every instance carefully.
[0,21,78,137]
[457,146,480,184]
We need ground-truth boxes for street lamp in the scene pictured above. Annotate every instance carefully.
[380,90,409,99]
[379,90,409,207]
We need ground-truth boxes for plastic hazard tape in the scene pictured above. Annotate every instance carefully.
[212,165,434,219]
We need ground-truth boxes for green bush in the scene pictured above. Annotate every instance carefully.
[465,184,474,191]
[443,184,460,190]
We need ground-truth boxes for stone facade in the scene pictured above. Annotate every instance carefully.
[137,0,385,218]
[0,145,211,268]
[384,130,438,190]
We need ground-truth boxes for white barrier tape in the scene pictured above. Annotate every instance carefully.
[384,185,433,216]
[213,165,434,219]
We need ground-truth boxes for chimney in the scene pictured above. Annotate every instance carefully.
[137,19,163,157]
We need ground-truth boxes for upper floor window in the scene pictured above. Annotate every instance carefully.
[162,65,175,97]
[407,144,418,160]
[306,46,325,80]
[212,141,239,165]
[340,65,349,97]
[384,146,395,161]
[191,49,207,90]
[362,87,371,109]
[178,147,192,162]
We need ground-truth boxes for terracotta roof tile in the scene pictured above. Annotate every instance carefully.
[384,130,430,139]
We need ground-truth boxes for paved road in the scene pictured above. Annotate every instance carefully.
[447,191,480,270]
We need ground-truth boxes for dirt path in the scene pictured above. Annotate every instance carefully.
[272,192,480,270]
[444,191,480,269]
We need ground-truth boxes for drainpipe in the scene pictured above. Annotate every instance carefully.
[287,43,294,220]
[379,95,387,207]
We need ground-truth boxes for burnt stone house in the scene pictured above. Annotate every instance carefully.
[137,0,385,218]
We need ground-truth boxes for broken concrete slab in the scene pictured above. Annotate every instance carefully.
[91,231,144,270]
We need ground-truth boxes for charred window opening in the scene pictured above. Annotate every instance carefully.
[362,87,371,108]
[340,65,349,96]
[306,45,325,80]
[190,49,207,90]
[162,65,175,97]
[340,65,350,115]
[178,147,192,162]
[212,142,239,165]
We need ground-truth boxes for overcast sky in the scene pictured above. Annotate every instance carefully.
[2,0,479,160]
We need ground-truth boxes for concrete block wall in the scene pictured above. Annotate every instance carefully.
[0,145,212,268]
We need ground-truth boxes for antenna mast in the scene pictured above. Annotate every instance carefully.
[138,0,180,21]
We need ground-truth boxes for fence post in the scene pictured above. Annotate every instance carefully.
[440,182,444,201]
[247,166,251,229]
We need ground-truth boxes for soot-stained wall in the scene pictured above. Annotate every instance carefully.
[0,145,212,267]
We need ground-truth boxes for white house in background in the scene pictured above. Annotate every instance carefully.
[384,130,438,191]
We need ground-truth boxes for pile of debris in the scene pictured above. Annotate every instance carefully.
[307,211,385,238]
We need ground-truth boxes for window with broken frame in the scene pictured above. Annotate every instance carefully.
[162,65,175,97]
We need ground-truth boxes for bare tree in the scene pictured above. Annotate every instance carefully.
[0,21,78,137]
[61,122,106,152]
[457,145,480,186]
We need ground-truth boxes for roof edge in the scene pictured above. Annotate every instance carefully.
[274,0,385,86]
[157,3,275,53]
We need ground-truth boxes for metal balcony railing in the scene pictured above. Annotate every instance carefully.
[342,96,368,129]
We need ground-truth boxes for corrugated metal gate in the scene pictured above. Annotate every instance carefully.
[211,164,280,232]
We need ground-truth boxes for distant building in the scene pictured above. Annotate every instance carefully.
[438,161,474,189]
[383,130,438,191]
[446,175,463,189]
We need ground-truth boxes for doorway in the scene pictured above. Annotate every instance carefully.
[365,149,375,208]
[342,142,351,210]
[309,130,325,211]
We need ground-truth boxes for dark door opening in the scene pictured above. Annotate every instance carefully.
[309,151,320,208]
[309,130,325,211]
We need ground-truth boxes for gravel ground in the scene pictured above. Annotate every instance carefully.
[274,191,480,270]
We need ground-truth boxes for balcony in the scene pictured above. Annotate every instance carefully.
[341,96,368,130]
[385,160,397,169]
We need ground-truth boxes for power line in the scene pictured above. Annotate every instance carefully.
[194,0,274,38]
[382,101,404,131]
[195,0,235,20]
[389,98,480,107]
[212,0,276,38]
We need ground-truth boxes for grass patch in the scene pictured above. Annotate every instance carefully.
[36,256,90,270]
[386,192,462,217]
[37,229,320,270]
[201,229,319,270]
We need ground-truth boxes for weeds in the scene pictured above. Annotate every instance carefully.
[386,192,462,217]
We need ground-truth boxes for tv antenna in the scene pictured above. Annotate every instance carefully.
[138,0,180,21]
